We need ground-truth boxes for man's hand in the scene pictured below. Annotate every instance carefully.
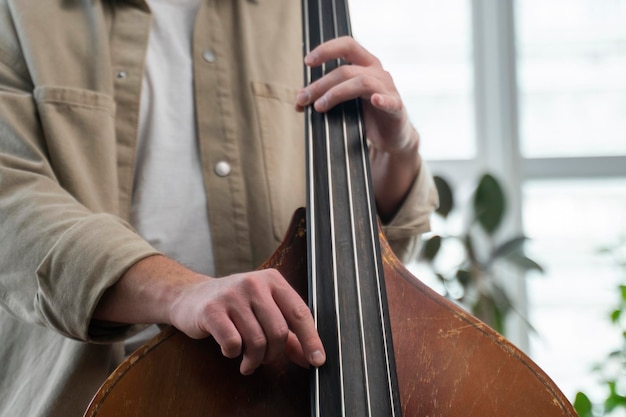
[295,36,422,220]
[93,255,326,375]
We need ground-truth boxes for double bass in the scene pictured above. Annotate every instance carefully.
[84,0,578,415]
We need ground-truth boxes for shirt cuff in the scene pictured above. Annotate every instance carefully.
[381,161,439,261]
[34,213,160,342]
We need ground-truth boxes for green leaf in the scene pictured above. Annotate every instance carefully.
[573,392,593,417]
[620,285,626,302]
[420,235,442,261]
[601,381,626,413]
[504,253,545,274]
[433,176,454,218]
[611,309,622,323]
[604,389,626,413]
[473,173,506,235]
[607,349,622,358]
[456,269,472,288]
[490,236,528,260]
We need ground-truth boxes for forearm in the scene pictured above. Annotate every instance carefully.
[370,126,421,222]
[92,254,205,326]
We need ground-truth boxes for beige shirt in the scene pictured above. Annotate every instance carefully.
[0,0,438,416]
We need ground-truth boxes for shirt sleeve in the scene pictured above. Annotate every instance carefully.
[381,159,439,262]
[0,27,159,344]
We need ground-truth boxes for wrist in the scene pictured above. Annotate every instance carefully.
[370,126,422,220]
[93,255,207,326]
[387,125,420,158]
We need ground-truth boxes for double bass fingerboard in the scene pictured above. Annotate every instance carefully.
[302,1,403,416]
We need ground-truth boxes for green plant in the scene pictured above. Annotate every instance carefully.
[574,238,626,417]
[419,173,543,334]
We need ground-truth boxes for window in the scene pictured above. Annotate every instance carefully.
[517,0,626,158]
[350,0,475,160]
[516,0,626,401]
[350,0,626,402]
[524,179,626,397]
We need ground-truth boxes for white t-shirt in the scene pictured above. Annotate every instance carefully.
[131,0,215,277]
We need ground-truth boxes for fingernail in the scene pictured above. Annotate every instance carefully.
[315,96,327,112]
[241,365,254,376]
[304,52,316,65]
[310,350,325,366]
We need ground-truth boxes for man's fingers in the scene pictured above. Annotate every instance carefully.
[273,283,326,368]
[297,68,384,110]
[284,331,309,368]
[205,312,243,359]
[371,93,404,116]
[251,297,290,364]
[305,36,380,68]
[175,269,325,374]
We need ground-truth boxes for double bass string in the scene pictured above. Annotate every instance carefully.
[341,4,400,411]
[304,1,346,416]
[328,1,399,416]
[303,0,402,415]
[344,51,399,417]
[316,1,352,417]
[331,0,381,416]
[324,1,379,416]
[306,0,350,414]
[340,5,399,411]
[321,22,348,417]
[317,1,351,415]
[302,1,322,415]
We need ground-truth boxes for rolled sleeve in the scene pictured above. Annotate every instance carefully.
[34,214,160,342]
[381,161,439,261]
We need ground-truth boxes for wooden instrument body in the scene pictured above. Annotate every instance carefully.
[84,208,576,417]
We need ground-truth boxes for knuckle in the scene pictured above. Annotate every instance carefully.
[339,65,357,79]
[221,336,242,358]
[302,334,322,350]
[215,282,242,304]
[247,334,268,351]
[311,83,326,100]
[268,324,290,343]
[358,75,377,92]
[201,299,224,317]
[200,303,229,330]
[264,268,289,290]
[264,268,282,280]
[291,303,312,322]
[238,273,265,296]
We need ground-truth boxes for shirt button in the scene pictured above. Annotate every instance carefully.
[116,70,128,79]
[214,161,231,177]
[202,50,216,63]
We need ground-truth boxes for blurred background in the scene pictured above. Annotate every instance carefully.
[348,0,626,414]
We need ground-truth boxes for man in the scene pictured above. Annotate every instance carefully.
[0,0,437,416]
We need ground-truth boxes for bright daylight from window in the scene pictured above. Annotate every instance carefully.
[350,0,626,410]
[350,0,475,161]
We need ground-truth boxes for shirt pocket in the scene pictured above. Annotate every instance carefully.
[251,81,306,242]
[33,86,119,213]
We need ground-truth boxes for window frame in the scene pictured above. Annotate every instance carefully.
[426,0,626,351]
